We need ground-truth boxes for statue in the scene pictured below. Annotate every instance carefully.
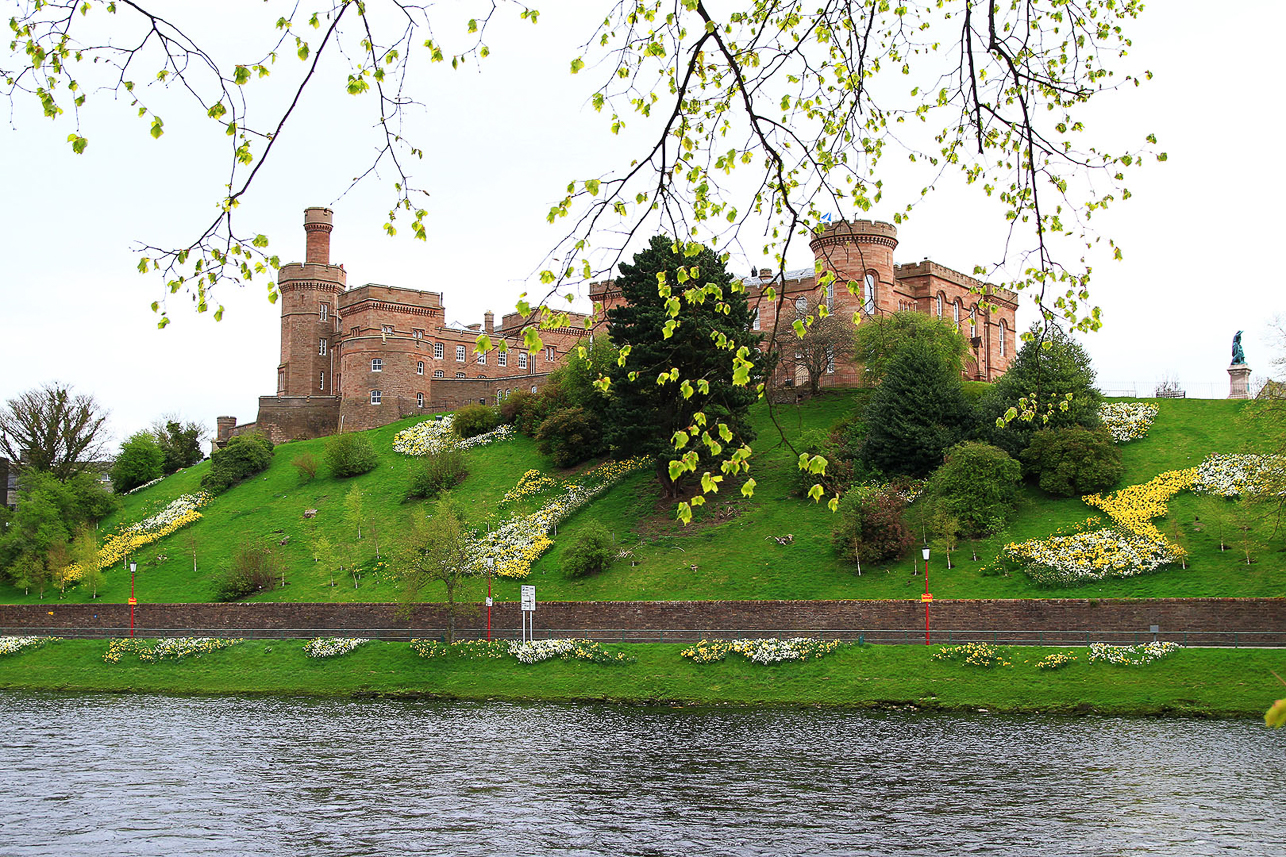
[1232,331,1246,366]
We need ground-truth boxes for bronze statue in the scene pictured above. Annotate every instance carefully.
[1232,331,1246,365]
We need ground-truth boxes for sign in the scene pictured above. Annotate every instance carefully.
[521,585,536,613]
[485,596,493,607]
[921,593,933,603]
[127,597,138,605]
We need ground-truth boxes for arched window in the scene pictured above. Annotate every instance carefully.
[417,392,425,408]
[969,304,977,334]
[936,293,943,318]
[863,273,876,315]
[999,321,1007,356]
[795,296,808,316]
[826,278,834,311]
[953,300,961,325]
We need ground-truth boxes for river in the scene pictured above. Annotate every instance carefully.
[0,692,1282,855]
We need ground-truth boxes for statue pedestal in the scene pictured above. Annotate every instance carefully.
[1228,364,1252,399]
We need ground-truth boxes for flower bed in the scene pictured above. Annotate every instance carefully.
[1088,641,1180,666]
[680,637,841,665]
[499,469,560,505]
[932,643,1012,668]
[472,457,650,579]
[1099,402,1159,443]
[104,636,243,664]
[304,637,371,659]
[392,415,514,457]
[1083,468,1195,544]
[65,492,212,582]
[1035,651,1078,670]
[410,638,631,664]
[0,636,60,657]
[1004,528,1184,586]
[410,639,510,660]
[1190,453,1286,497]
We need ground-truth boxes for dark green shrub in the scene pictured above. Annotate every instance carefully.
[831,488,915,571]
[154,419,204,473]
[292,452,318,483]
[325,432,378,478]
[924,442,1022,538]
[452,404,499,438]
[213,540,281,601]
[406,449,468,500]
[535,407,603,468]
[201,433,274,493]
[1021,426,1123,496]
[500,390,535,425]
[562,521,616,578]
[110,431,165,493]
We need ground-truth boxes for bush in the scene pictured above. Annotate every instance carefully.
[535,407,603,468]
[831,488,915,571]
[499,390,535,425]
[110,431,165,493]
[452,403,499,438]
[292,452,318,484]
[1021,426,1123,497]
[562,521,616,578]
[923,442,1021,538]
[213,540,281,601]
[406,449,468,500]
[325,432,378,478]
[201,433,274,494]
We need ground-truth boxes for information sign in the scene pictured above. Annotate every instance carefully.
[521,585,536,612]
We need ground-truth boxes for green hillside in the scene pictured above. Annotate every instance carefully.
[2,394,1280,606]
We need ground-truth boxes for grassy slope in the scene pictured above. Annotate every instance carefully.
[2,395,1280,606]
[0,639,1278,718]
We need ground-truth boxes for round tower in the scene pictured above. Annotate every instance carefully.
[808,220,898,318]
[276,207,346,397]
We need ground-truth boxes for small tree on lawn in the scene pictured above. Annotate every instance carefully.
[183,527,199,575]
[931,509,961,571]
[397,496,475,643]
[831,488,914,575]
[1234,497,1263,566]
[562,521,616,578]
[70,526,104,598]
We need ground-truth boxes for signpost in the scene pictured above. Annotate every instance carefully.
[520,585,536,642]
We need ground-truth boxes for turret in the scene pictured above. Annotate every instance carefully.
[304,206,334,265]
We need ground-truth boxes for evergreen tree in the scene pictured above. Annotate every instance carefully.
[110,431,165,493]
[860,338,975,478]
[605,236,763,497]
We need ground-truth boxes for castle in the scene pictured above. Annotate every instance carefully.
[216,209,1017,446]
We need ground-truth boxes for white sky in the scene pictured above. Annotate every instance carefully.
[2,1,1283,447]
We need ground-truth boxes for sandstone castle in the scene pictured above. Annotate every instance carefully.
[216,208,1017,446]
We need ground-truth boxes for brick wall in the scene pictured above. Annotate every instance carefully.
[3,599,1282,645]
[253,396,342,443]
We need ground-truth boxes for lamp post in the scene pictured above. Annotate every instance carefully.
[128,560,138,638]
[484,558,494,641]
[921,547,931,645]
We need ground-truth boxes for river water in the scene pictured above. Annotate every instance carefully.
[0,692,1282,856]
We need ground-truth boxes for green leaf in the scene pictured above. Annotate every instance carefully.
[807,484,824,502]
[1267,698,1286,729]
[676,502,692,525]
[149,116,164,139]
[570,57,585,74]
[740,478,757,498]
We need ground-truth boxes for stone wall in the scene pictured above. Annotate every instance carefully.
[3,598,1282,645]
[252,396,342,443]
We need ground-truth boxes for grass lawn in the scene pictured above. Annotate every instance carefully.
[0,638,1279,719]
[1,394,1281,606]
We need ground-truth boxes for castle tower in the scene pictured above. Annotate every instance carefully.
[808,220,898,319]
[276,207,347,397]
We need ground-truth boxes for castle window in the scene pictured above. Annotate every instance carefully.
[498,350,507,367]
[434,370,444,378]
[417,361,425,375]
[969,304,978,333]
[519,352,528,370]
[936,293,944,318]
[826,347,835,374]
[319,371,325,391]
[795,296,807,316]
[546,346,556,362]
[863,273,876,315]
[531,385,538,394]
[412,329,423,340]
[371,358,383,372]
[826,279,834,311]
[382,325,393,335]
[456,372,466,379]
[370,390,382,405]
[319,303,328,321]
[477,351,487,365]
[456,345,466,362]
[953,299,961,325]
[417,392,425,408]
[999,321,1007,356]
[318,338,327,356]
[434,342,444,360]
[751,307,760,331]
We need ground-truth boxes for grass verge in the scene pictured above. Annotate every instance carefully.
[0,638,1280,719]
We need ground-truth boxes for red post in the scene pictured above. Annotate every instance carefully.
[486,575,492,641]
[129,562,136,638]
[923,555,930,646]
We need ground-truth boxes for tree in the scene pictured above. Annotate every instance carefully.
[344,483,368,563]
[831,489,914,575]
[0,470,117,591]
[0,383,109,481]
[923,442,1023,539]
[201,433,274,493]
[325,432,379,478]
[860,338,975,478]
[397,496,476,643]
[561,521,616,578]
[781,294,857,396]
[71,526,105,599]
[853,311,970,387]
[110,431,165,494]
[151,418,206,473]
[605,235,763,505]
[1020,426,1124,497]
[982,325,1103,459]
[5,1,1157,516]
[535,407,603,469]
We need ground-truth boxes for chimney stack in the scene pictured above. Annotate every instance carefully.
[484,311,495,334]
[303,207,334,265]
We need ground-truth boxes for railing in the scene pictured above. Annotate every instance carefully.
[6,627,1285,647]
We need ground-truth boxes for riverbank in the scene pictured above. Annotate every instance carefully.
[1,639,1280,718]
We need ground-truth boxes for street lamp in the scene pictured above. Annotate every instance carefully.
[921,547,932,646]
[484,558,494,641]
[128,560,138,638]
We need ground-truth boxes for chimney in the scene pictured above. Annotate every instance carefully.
[303,207,334,265]
[484,311,495,334]
[759,268,772,281]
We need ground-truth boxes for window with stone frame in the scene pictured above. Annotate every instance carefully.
[434,342,444,360]
[370,390,382,405]
[456,345,466,362]
[498,349,507,367]
[319,371,325,391]
[434,369,444,378]
[318,338,327,356]
[381,325,393,335]
[999,321,1007,356]
[417,392,425,408]
[412,329,423,339]
[417,361,425,375]
[319,303,328,321]
[750,306,760,330]
[863,273,876,315]
[519,352,528,370]
[477,351,487,365]
[936,293,944,318]
[371,358,383,372]
[456,372,466,378]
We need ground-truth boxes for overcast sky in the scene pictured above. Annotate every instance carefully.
[2,1,1282,449]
